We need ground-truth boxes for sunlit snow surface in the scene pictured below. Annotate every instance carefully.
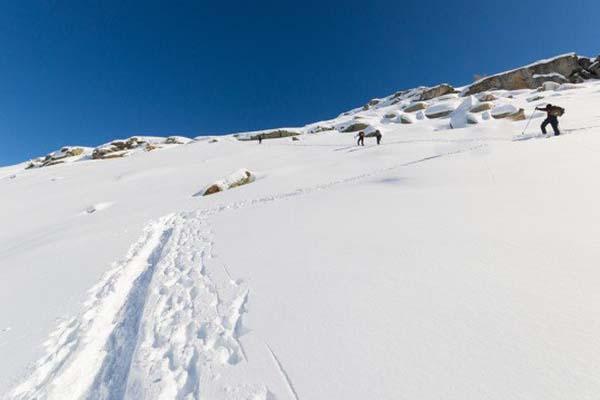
[2,79,600,399]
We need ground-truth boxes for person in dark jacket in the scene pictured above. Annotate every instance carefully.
[535,104,562,136]
[374,130,382,145]
[357,131,365,146]
[258,134,263,144]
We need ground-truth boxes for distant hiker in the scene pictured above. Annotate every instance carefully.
[357,131,365,146]
[374,130,382,145]
[536,104,564,136]
[258,135,263,144]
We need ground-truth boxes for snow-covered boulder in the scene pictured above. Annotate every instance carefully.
[399,114,413,124]
[404,101,428,113]
[491,104,525,120]
[538,81,561,91]
[203,169,256,196]
[425,102,456,119]
[509,109,526,121]
[383,111,413,124]
[475,92,497,102]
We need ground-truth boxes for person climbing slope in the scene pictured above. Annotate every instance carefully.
[357,131,365,146]
[374,130,382,145]
[535,103,564,136]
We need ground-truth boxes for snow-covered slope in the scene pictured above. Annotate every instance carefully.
[2,60,600,399]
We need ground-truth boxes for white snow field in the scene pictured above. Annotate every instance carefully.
[2,71,600,399]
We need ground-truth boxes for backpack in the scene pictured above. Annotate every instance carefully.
[549,105,565,117]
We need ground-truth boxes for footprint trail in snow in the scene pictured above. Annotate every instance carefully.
[10,212,267,400]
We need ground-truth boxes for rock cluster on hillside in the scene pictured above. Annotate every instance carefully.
[464,53,600,95]
[26,136,193,169]
[26,146,89,169]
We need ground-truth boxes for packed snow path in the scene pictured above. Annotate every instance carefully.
[10,212,265,400]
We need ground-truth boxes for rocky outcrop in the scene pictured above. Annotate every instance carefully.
[62,147,85,157]
[419,84,455,101]
[464,54,596,95]
[92,137,146,159]
[588,61,600,75]
[26,146,88,169]
[203,169,256,196]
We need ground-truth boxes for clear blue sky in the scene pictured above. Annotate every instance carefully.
[0,0,597,165]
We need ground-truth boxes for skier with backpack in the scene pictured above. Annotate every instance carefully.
[535,103,564,136]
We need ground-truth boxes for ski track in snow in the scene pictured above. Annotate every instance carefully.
[7,144,481,400]
[265,344,300,400]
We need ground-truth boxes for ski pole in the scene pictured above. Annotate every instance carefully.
[521,109,536,135]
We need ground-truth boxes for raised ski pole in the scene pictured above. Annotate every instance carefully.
[521,109,536,135]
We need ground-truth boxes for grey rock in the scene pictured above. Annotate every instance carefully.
[419,84,455,101]
[464,54,581,95]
